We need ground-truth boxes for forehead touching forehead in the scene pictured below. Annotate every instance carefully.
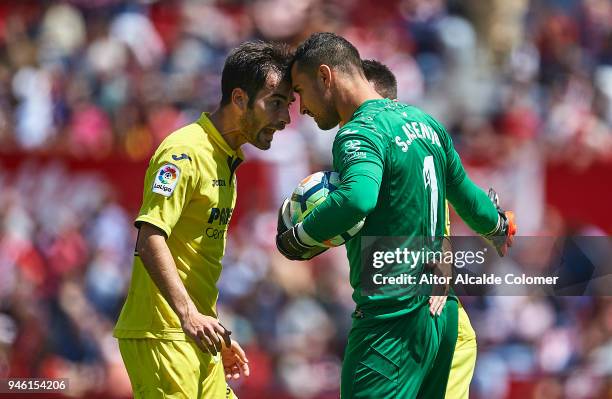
[255,70,294,101]
[250,71,295,103]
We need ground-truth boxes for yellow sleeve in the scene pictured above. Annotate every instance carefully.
[135,146,197,237]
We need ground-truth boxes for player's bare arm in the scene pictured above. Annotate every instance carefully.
[136,222,231,355]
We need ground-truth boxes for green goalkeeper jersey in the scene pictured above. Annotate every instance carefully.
[301,99,499,316]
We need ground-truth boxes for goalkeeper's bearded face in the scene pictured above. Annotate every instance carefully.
[290,61,340,131]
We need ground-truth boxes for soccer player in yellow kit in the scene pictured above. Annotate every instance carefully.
[113,41,293,399]
[362,59,478,399]
[442,203,478,399]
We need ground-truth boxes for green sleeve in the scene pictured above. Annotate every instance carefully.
[446,172,499,236]
[301,124,385,243]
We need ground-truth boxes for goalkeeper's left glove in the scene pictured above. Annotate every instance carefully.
[483,188,517,257]
[276,198,327,261]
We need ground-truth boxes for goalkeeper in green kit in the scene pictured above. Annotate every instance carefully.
[276,33,517,398]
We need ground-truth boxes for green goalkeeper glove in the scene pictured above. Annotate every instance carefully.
[276,198,327,261]
[483,188,517,257]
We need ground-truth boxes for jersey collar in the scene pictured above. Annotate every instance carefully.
[351,98,390,119]
[197,112,245,161]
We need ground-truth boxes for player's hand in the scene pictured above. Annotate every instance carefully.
[180,309,231,356]
[276,200,327,261]
[221,339,250,380]
[429,237,451,316]
[484,188,517,257]
[429,296,447,316]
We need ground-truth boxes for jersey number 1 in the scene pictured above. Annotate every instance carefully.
[423,156,438,236]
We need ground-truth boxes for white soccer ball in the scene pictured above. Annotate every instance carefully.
[286,171,365,247]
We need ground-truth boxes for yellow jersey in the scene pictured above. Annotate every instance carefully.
[114,113,243,341]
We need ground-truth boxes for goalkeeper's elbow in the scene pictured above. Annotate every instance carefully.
[345,193,377,219]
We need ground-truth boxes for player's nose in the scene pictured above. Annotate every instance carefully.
[279,106,290,125]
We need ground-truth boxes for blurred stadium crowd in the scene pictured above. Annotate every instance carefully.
[0,0,611,398]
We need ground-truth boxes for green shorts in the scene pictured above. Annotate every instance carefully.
[341,298,458,399]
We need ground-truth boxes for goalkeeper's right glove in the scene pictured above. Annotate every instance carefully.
[276,198,327,261]
[483,188,517,257]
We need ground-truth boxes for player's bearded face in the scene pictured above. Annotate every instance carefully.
[240,73,292,150]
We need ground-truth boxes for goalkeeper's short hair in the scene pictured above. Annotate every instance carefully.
[362,59,397,100]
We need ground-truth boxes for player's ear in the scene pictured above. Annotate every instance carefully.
[318,65,332,89]
[231,88,249,111]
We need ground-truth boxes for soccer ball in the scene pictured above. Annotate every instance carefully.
[285,171,365,247]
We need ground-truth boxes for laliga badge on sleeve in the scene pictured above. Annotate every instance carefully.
[152,163,181,197]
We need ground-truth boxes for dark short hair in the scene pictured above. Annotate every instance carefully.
[220,41,292,107]
[291,32,363,76]
[362,59,397,99]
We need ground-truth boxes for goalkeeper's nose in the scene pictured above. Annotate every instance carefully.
[299,99,312,117]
